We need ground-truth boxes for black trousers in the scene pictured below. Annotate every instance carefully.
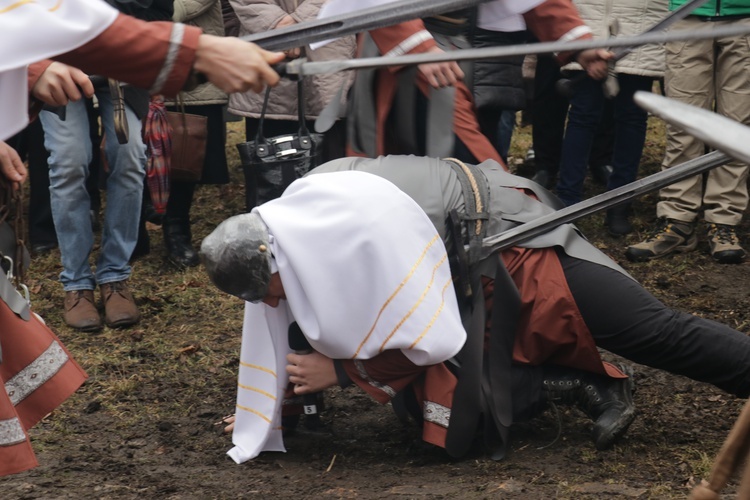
[508,251,750,425]
[559,251,750,397]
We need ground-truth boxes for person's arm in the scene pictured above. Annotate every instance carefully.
[287,349,431,404]
[228,0,308,57]
[523,0,611,79]
[0,141,28,187]
[52,13,283,96]
[369,20,464,88]
[286,0,326,24]
[28,62,94,107]
[228,0,290,33]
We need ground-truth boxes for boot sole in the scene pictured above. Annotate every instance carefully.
[711,251,747,264]
[594,366,636,450]
[594,407,636,451]
[67,322,103,333]
[105,316,141,329]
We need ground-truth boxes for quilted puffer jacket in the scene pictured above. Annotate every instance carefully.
[562,0,667,78]
[167,0,228,106]
[471,28,528,112]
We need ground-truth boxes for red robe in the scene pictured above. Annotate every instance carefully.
[6,13,200,477]
[340,245,627,450]
[0,300,88,476]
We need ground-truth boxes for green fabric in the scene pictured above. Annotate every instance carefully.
[669,0,750,17]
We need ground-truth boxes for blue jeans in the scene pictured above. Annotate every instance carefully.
[40,90,146,291]
[556,73,653,206]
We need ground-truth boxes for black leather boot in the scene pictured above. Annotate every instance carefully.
[605,203,633,237]
[543,365,636,450]
[163,218,199,268]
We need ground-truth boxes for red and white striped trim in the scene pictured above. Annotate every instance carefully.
[383,30,434,58]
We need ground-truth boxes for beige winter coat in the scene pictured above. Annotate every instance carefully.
[562,0,667,77]
[227,0,356,120]
[168,0,228,106]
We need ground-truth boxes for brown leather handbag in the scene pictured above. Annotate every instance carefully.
[167,96,208,183]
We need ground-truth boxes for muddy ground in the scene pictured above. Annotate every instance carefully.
[2,119,750,499]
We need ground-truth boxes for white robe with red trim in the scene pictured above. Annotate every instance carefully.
[0,0,118,139]
[229,171,466,463]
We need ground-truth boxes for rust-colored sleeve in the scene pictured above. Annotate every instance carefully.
[27,60,53,92]
[339,350,432,404]
[52,14,202,97]
[523,0,592,64]
[26,60,55,123]
[368,19,437,73]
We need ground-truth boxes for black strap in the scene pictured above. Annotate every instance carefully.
[445,251,521,459]
[482,255,521,459]
[444,258,489,457]
[447,209,472,299]
[254,77,311,152]
[444,158,490,263]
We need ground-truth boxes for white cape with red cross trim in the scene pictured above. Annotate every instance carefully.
[0,0,118,140]
[228,170,466,463]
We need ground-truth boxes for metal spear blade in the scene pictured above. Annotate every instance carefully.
[634,91,750,165]
[478,151,729,256]
[283,22,750,76]
[244,0,491,52]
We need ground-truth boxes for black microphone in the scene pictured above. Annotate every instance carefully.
[288,322,322,430]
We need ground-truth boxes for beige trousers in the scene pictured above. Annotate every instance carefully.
[656,17,750,226]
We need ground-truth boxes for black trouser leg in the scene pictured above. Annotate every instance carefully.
[531,55,569,177]
[163,182,198,267]
[25,120,58,248]
[559,251,750,397]
[165,181,195,222]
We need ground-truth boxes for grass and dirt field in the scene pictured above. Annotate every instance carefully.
[2,117,750,499]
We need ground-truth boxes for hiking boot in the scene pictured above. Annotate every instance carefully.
[63,290,102,332]
[543,365,636,450]
[100,280,140,328]
[707,223,747,264]
[625,218,697,262]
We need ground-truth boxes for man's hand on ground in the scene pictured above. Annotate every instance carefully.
[286,351,337,394]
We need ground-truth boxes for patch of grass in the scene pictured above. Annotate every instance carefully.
[6,107,748,499]
[682,448,716,484]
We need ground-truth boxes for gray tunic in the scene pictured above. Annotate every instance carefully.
[309,155,628,276]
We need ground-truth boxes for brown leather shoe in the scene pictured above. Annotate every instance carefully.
[63,290,102,332]
[100,280,140,328]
